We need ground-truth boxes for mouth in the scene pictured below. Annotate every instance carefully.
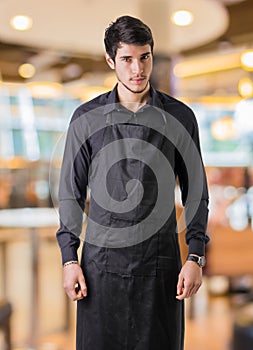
[131,77,146,84]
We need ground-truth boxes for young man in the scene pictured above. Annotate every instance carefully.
[56,15,209,350]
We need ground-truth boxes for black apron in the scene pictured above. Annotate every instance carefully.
[76,109,185,350]
[77,237,184,350]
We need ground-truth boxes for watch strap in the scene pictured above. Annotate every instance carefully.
[187,255,206,267]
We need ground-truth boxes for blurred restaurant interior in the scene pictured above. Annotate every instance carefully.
[1,0,253,349]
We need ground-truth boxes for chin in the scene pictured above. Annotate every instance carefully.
[119,79,149,94]
[131,82,148,91]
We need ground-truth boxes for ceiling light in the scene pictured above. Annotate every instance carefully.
[240,50,253,71]
[26,82,63,98]
[18,63,36,79]
[238,77,253,98]
[211,117,235,141]
[234,99,253,136]
[10,15,33,31]
[173,52,240,78]
[171,10,194,27]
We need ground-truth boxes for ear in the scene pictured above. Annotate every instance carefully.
[105,53,115,70]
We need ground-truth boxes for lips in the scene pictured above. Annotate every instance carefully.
[131,77,146,84]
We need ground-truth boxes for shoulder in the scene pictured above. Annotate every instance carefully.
[155,90,198,130]
[70,91,111,124]
[155,90,201,148]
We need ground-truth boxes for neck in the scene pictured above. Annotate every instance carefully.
[117,81,150,112]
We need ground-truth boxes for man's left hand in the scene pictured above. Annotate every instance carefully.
[176,261,202,300]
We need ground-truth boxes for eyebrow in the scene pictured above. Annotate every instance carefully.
[140,52,151,57]
[119,51,151,59]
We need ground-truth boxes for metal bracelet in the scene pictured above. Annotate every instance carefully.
[63,260,78,268]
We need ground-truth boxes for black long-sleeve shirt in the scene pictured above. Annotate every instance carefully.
[56,85,209,265]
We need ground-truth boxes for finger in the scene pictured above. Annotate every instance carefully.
[186,283,196,298]
[191,283,202,296]
[73,281,86,300]
[75,289,85,300]
[187,287,196,298]
[176,286,187,300]
[75,283,80,294]
[176,290,187,300]
[67,287,80,301]
[64,282,82,301]
[78,276,87,297]
[187,281,202,298]
[177,275,184,296]
[176,282,193,300]
[70,287,85,301]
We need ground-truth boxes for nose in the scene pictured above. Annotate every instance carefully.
[132,59,143,75]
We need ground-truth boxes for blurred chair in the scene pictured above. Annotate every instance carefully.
[0,300,12,350]
[232,302,253,350]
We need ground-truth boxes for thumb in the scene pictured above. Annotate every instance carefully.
[177,273,184,296]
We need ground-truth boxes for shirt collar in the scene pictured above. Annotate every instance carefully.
[103,85,120,115]
[103,84,164,115]
[147,85,164,110]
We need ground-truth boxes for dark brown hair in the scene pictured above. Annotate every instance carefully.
[104,15,154,61]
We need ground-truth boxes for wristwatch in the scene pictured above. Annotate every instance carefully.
[187,255,206,268]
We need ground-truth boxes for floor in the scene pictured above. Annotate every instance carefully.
[185,296,233,350]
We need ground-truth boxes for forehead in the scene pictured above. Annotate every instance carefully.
[116,42,151,57]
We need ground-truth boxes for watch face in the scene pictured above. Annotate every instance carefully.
[187,255,206,267]
[199,256,206,267]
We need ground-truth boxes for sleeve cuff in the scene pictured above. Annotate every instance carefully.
[61,246,79,266]
[188,238,206,256]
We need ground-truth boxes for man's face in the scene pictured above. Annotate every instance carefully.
[106,42,153,94]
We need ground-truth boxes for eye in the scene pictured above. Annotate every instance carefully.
[141,54,150,61]
[121,57,131,62]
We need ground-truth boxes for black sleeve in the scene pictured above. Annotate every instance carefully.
[56,110,91,265]
[175,108,209,256]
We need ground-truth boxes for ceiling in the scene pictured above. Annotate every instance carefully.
[0,0,253,83]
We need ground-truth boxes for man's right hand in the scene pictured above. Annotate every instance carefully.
[63,263,87,301]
